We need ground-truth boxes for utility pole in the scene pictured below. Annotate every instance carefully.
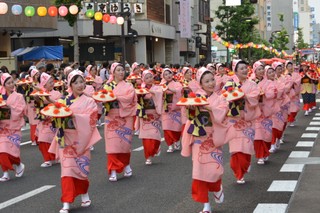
[120,0,126,65]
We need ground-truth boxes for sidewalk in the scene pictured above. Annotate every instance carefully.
[286,121,320,212]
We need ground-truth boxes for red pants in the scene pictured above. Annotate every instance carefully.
[107,153,131,174]
[230,152,251,180]
[254,140,270,159]
[192,179,222,203]
[271,128,282,145]
[30,124,37,142]
[61,176,89,203]
[38,142,55,162]
[310,102,316,108]
[303,103,310,111]
[0,153,20,172]
[142,139,161,159]
[287,112,298,123]
[163,130,181,146]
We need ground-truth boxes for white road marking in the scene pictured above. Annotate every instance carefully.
[253,203,288,213]
[0,185,56,210]
[306,127,320,131]
[289,151,310,158]
[133,146,144,151]
[309,121,320,125]
[267,180,297,192]
[280,164,304,173]
[312,117,320,120]
[20,141,32,146]
[301,133,318,138]
[315,113,320,116]
[296,141,314,147]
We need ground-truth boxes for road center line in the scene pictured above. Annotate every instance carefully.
[0,185,56,210]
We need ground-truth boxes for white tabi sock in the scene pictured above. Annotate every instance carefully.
[125,165,132,173]
[203,202,211,212]
[81,193,90,202]
[62,202,70,210]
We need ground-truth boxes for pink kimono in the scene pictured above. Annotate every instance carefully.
[224,78,260,180]
[0,92,26,161]
[181,89,228,203]
[37,90,62,143]
[83,85,95,97]
[181,90,228,182]
[214,74,230,94]
[26,82,40,142]
[138,85,163,141]
[288,72,301,122]
[49,94,101,179]
[162,80,183,146]
[92,75,103,116]
[138,85,163,159]
[181,80,200,126]
[104,81,137,174]
[254,78,278,143]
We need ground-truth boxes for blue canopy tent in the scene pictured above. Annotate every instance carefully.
[11,46,63,61]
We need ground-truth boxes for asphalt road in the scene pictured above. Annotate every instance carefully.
[0,109,314,213]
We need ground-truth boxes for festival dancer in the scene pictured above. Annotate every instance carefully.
[224,60,260,184]
[49,70,101,213]
[300,62,316,116]
[161,68,183,153]
[181,67,228,213]
[104,63,137,182]
[36,72,62,167]
[252,63,278,164]
[286,61,301,127]
[0,73,26,182]
[137,70,163,165]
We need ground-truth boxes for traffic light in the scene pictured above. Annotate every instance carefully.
[196,36,202,48]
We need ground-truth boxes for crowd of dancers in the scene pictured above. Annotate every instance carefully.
[0,59,319,213]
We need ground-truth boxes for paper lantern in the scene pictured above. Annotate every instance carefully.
[117,17,124,25]
[69,5,78,15]
[103,14,110,23]
[109,16,117,24]
[48,6,57,17]
[94,11,102,21]
[11,5,22,15]
[37,6,47,17]
[86,9,94,18]
[59,6,68,17]
[24,6,35,17]
[0,2,8,15]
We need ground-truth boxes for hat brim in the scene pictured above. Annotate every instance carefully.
[40,106,73,118]
[176,97,209,106]
[92,92,117,102]
[30,91,50,96]
[135,89,149,95]
[223,92,245,102]
[0,101,6,107]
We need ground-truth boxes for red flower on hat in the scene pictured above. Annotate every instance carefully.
[227,87,233,92]
[53,109,60,114]
[65,108,71,112]
[194,97,201,103]
[232,92,238,97]
[180,98,188,103]
[100,94,106,98]
[223,93,228,97]
[43,106,50,111]
[189,92,196,98]
[201,97,207,101]
[109,93,115,98]
[94,92,99,96]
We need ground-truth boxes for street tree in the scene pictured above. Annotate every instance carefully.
[54,0,82,63]
[215,0,259,64]
[269,14,289,51]
[296,27,309,49]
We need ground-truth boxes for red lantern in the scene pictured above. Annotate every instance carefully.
[103,14,110,23]
[48,6,57,17]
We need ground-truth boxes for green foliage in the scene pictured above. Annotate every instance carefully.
[54,0,82,27]
[296,27,309,49]
[270,14,289,51]
[214,0,259,44]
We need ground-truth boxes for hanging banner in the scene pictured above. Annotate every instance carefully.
[266,0,272,31]
[179,0,191,38]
